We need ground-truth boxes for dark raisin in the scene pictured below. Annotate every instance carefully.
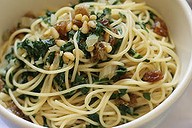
[143,70,164,82]
[153,17,168,37]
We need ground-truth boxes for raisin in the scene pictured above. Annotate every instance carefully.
[73,19,83,28]
[92,42,107,62]
[143,70,164,82]
[153,17,168,37]
[99,18,110,26]
[55,21,68,39]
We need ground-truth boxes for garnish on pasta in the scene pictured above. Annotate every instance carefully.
[0,0,180,128]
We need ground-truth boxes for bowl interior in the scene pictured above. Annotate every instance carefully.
[0,0,192,128]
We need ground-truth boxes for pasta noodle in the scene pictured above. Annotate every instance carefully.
[0,0,180,128]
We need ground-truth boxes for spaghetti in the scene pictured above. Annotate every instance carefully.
[0,0,180,128]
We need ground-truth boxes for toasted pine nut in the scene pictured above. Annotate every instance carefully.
[50,27,59,39]
[62,55,69,63]
[105,44,112,53]
[56,40,66,47]
[82,15,89,22]
[81,21,89,34]
[90,15,97,20]
[66,22,72,32]
[88,21,96,28]
[64,52,75,61]
[87,46,94,52]
[75,14,83,21]
[72,24,79,31]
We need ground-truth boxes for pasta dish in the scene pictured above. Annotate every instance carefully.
[0,0,180,127]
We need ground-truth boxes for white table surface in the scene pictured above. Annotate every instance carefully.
[1,0,192,128]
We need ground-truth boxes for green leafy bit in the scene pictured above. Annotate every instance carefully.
[116,66,127,76]
[40,10,55,25]
[128,48,142,59]
[119,12,126,19]
[110,39,122,54]
[93,77,112,85]
[136,22,149,33]
[46,52,55,64]
[118,104,138,116]
[60,42,75,52]
[20,38,55,61]
[86,124,103,128]
[71,73,89,94]
[64,90,76,98]
[88,113,100,122]
[86,113,104,128]
[54,73,65,87]
[95,21,106,36]
[128,48,150,62]
[71,74,88,86]
[149,11,157,21]
[79,87,90,95]
[102,8,111,17]
[143,92,151,101]
[110,89,127,99]
[5,48,15,63]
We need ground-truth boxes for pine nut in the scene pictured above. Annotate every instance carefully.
[81,21,89,34]
[56,40,66,47]
[72,24,79,31]
[82,15,89,22]
[87,46,94,52]
[64,52,75,61]
[66,22,72,32]
[105,44,112,53]
[50,27,59,39]
[90,15,97,20]
[75,14,83,21]
[88,21,96,28]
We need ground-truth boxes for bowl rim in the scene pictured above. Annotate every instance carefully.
[0,0,192,128]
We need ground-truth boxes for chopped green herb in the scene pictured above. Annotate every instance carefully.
[60,42,75,52]
[103,8,111,17]
[71,74,88,87]
[110,39,122,54]
[88,113,100,122]
[79,87,90,95]
[86,124,103,128]
[20,38,55,61]
[5,48,15,63]
[128,48,150,62]
[136,22,149,33]
[143,92,151,101]
[93,77,112,85]
[149,11,157,21]
[118,104,136,116]
[110,89,127,99]
[119,12,126,19]
[46,52,55,64]
[54,73,65,87]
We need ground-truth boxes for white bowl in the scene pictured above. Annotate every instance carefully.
[0,0,192,128]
